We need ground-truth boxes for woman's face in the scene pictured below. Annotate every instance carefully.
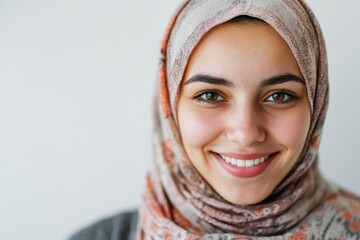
[177,22,311,205]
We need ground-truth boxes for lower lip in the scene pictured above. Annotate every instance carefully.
[213,152,276,178]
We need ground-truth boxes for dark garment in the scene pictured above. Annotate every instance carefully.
[68,210,138,240]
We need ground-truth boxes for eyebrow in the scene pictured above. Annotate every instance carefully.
[184,73,304,88]
[259,73,305,88]
[184,74,235,88]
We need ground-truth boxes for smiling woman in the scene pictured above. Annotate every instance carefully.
[68,0,360,239]
[177,21,311,206]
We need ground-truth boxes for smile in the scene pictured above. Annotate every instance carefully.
[212,151,278,178]
[218,154,270,168]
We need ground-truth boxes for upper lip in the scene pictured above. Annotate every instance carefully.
[213,151,276,160]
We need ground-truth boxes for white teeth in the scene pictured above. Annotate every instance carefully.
[237,160,245,167]
[245,160,254,167]
[219,154,269,168]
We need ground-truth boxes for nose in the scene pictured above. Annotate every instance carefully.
[225,104,266,147]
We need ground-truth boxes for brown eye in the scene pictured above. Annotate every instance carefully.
[272,93,286,101]
[194,91,225,104]
[265,90,298,104]
[205,92,219,101]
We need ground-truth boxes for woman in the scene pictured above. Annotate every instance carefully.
[70,0,360,239]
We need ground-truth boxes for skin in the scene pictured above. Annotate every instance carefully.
[177,22,311,205]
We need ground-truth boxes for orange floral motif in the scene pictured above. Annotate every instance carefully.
[163,230,174,238]
[172,208,192,229]
[312,135,320,151]
[289,232,307,240]
[255,209,263,216]
[145,177,166,219]
[349,221,360,233]
[350,199,360,215]
[344,212,352,220]
[162,139,175,166]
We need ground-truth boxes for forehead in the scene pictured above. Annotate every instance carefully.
[183,22,302,85]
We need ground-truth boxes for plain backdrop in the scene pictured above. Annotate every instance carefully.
[1,1,359,239]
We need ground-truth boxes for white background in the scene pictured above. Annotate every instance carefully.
[1,1,359,239]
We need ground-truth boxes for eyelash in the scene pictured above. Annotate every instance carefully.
[265,89,299,104]
[193,90,225,104]
[193,89,299,105]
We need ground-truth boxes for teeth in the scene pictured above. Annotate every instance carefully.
[237,160,245,167]
[245,160,254,167]
[219,154,269,168]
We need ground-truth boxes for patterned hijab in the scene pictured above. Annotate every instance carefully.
[137,0,331,238]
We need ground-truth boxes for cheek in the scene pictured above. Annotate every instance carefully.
[178,105,221,149]
[268,108,310,150]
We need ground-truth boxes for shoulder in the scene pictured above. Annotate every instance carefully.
[68,209,138,240]
[284,189,360,239]
[307,188,360,238]
[323,189,360,237]
[324,188,360,217]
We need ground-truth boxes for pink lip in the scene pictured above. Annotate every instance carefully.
[212,151,278,178]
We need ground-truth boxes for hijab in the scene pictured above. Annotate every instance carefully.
[137,0,333,238]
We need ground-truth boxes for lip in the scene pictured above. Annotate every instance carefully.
[212,151,278,178]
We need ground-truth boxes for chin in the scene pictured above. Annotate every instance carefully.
[220,191,269,205]
[201,170,282,205]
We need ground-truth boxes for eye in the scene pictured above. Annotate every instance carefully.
[194,90,225,104]
[265,90,298,104]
